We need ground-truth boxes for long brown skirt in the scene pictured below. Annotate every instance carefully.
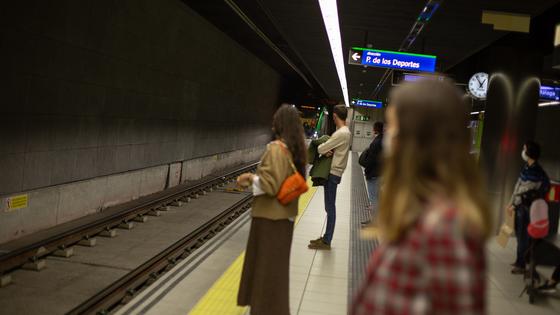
[238,217,294,315]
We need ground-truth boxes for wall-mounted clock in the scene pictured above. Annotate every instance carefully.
[468,72,489,100]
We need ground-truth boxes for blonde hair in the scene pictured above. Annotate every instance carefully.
[379,79,492,242]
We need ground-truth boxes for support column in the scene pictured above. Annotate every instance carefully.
[480,43,543,230]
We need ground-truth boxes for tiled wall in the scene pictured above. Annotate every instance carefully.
[0,0,281,195]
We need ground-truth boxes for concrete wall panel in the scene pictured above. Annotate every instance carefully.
[17,187,60,239]
[57,178,106,223]
[102,171,143,208]
[0,208,23,244]
[139,166,168,197]
[182,158,203,182]
[168,163,182,188]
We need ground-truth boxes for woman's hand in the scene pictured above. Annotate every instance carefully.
[237,173,254,188]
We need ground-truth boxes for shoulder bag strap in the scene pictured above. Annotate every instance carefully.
[273,141,297,174]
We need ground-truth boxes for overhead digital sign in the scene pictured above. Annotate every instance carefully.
[540,85,560,101]
[403,73,445,82]
[351,99,383,109]
[348,47,437,72]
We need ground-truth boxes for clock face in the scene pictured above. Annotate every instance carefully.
[468,72,489,99]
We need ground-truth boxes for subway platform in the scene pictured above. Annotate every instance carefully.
[113,154,560,315]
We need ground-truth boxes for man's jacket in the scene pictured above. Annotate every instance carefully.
[359,134,383,179]
[308,135,332,186]
[510,162,550,208]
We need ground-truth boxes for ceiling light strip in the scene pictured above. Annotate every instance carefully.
[318,0,349,106]
[539,101,560,107]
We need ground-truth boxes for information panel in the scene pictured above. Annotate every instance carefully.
[540,85,560,101]
[348,47,436,72]
[352,99,383,108]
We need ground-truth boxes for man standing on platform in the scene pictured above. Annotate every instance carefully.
[359,121,384,226]
[308,105,351,250]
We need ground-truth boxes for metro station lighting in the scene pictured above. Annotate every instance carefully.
[418,2,440,22]
[539,101,560,107]
[318,0,349,107]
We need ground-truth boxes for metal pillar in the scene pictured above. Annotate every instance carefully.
[479,44,542,230]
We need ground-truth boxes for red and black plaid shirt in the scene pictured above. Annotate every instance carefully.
[352,208,486,315]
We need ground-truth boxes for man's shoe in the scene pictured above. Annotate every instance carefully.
[511,266,525,275]
[309,237,323,244]
[308,241,331,250]
[537,280,558,293]
[361,219,371,225]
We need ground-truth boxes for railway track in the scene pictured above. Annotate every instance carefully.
[0,163,258,314]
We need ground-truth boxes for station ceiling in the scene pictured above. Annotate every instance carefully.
[185,0,560,103]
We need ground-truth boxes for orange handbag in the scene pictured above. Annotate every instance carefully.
[275,142,309,205]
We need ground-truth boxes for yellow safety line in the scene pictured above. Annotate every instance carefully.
[188,180,318,315]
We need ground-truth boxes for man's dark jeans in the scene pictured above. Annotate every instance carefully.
[322,174,341,245]
[514,205,531,267]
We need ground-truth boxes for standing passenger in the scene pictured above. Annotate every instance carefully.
[308,105,351,250]
[359,121,384,225]
[506,140,550,274]
[236,104,307,315]
[352,79,491,315]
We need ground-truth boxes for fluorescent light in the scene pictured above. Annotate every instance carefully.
[539,101,560,107]
[470,111,485,115]
[318,0,349,107]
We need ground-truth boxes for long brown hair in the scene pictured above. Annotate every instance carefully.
[272,104,307,176]
[379,79,491,242]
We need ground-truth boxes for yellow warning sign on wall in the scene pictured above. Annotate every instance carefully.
[6,194,28,211]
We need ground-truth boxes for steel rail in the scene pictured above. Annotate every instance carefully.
[66,195,253,315]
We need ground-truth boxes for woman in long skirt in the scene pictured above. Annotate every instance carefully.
[236,104,307,315]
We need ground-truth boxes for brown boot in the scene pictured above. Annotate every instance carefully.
[309,237,323,244]
[308,240,331,250]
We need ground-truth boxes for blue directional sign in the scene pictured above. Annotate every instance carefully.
[348,47,437,72]
[351,99,383,109]
[403,73,444,82]
[540,85,560,101]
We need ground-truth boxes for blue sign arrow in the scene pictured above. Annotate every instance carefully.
[348,47,437,73]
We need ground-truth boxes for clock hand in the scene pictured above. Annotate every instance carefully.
[477,77,485,88]
[476,76,482,85]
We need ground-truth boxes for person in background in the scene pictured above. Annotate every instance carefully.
[506,140,550,274]
[308,105,352,250]
[236,104,307,315]
[359,121,384,225]
[352,79,491,315]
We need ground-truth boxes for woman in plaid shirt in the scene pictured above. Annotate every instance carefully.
[352,79,492,315]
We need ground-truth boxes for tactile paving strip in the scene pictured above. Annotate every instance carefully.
[348,152,379,302]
